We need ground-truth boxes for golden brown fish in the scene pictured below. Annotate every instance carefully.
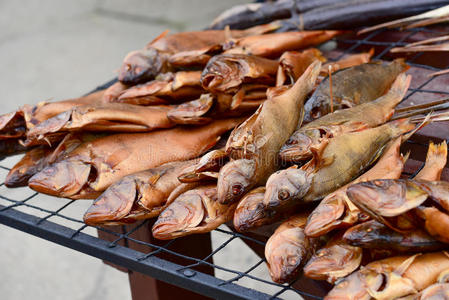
[25,103,175,145]
[224,30,340,58]
[320,49,374,75]
[117,71,203,105]
[276,49,326,86]
[304,59,409,122]
[415,141,448,181]
[0,90,106,141]
[201,54,278,94]
[5,133,101,187]
[265,212,320,283]
[118,24,280,84]
[83,159,197,225]
[102,81,130,102]
[304,136,407,237]
[343,220,445,252]
[28,118,243,199]
[280,73,411,162]
[218,61,321,204]
[265,119,416,211]
[152,185,237,239]
[304,232,362,283]
[326,252,449,300]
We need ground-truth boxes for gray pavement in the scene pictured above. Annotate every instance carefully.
[0,1,299,299]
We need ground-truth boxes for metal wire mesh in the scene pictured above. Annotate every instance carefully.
[0,24,448,300]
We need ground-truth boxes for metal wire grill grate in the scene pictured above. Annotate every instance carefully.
[0,24,448,300]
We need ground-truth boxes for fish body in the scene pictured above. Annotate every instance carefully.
[25,103,175,145]
[201,54,278,94]
[343,220,445,252]
[265,212,319,283]
[83,160,196,225]
[29,118,243,199]
[326,252,449,300]
[152,185,237,239]
[217,61,321,204]
[304,136,406,237]
[280,73,411,162]
[303,59,409,122]
[265,119,415,210]
[304,233,362,283]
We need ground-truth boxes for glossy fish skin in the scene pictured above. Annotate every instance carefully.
[201,54,278,94]
[326,252,449,300]
[265,119,415,210]
[167,94,214,125]
[304,136,406,237]
[413,283,449,299]
[118,25,279,84]
[265,212,320,284]
[178,149,228,183]
[276,49,325,86]
[304,232,362,283]
[417,207,449,244]
[152,185,237,239]
[0,90,106,141]
[280,73,411,162]
[218,61,321,204]
[304,59,409,122]
[5,147,53,187]
[320,49,374,75]
[83,160,196,226]
[343,220,446,252]
[6,133,101,188]
[117,71,203,105]
[29,118,243,199]
[25,103,175,145]
[224,31,340,58]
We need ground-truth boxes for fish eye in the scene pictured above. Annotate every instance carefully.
[278,189,290,201]
[232,184,244,196]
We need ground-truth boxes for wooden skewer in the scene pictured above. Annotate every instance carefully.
[404,35,449,48]
[429,68,449,77]
[390,42,449,53]
[329,65,333,113]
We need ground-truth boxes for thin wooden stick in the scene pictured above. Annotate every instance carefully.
[429,68,449,77]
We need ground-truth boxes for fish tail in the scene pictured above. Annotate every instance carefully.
[426,141,448,164]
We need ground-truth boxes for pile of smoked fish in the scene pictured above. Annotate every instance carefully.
[2,4,449,298]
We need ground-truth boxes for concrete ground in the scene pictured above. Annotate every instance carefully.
[0,1,298,299]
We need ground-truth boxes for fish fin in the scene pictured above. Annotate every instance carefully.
[394,253,421,276]
[288,165,299,169]
[148,29,170,45]
[231,87,245,110]
[308,139,333,169]
[296,105,305,129]
[148,173,162,186]
[47,133,73,163]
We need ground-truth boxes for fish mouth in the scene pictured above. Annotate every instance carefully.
[83,177,137,226]
[28,159,93,198]
[267,251,304,284]
[152,192,205,240]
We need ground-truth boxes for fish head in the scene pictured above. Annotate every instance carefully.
[304,94,329,123]
[342,221,387,247]
[265,227,308,283]
[217,159,256,204]
[28,158,92,198]
[347,179,428,218]
[118,48,165,84]
[83,176,137,226]
[304,239,362,283]
[362,267,417,299]
[201,55,242,93]
[232,187,276,232]
[152,187,216,239]
[264,168,311,209]
[305,193,346,237]
[279,131,314,162]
